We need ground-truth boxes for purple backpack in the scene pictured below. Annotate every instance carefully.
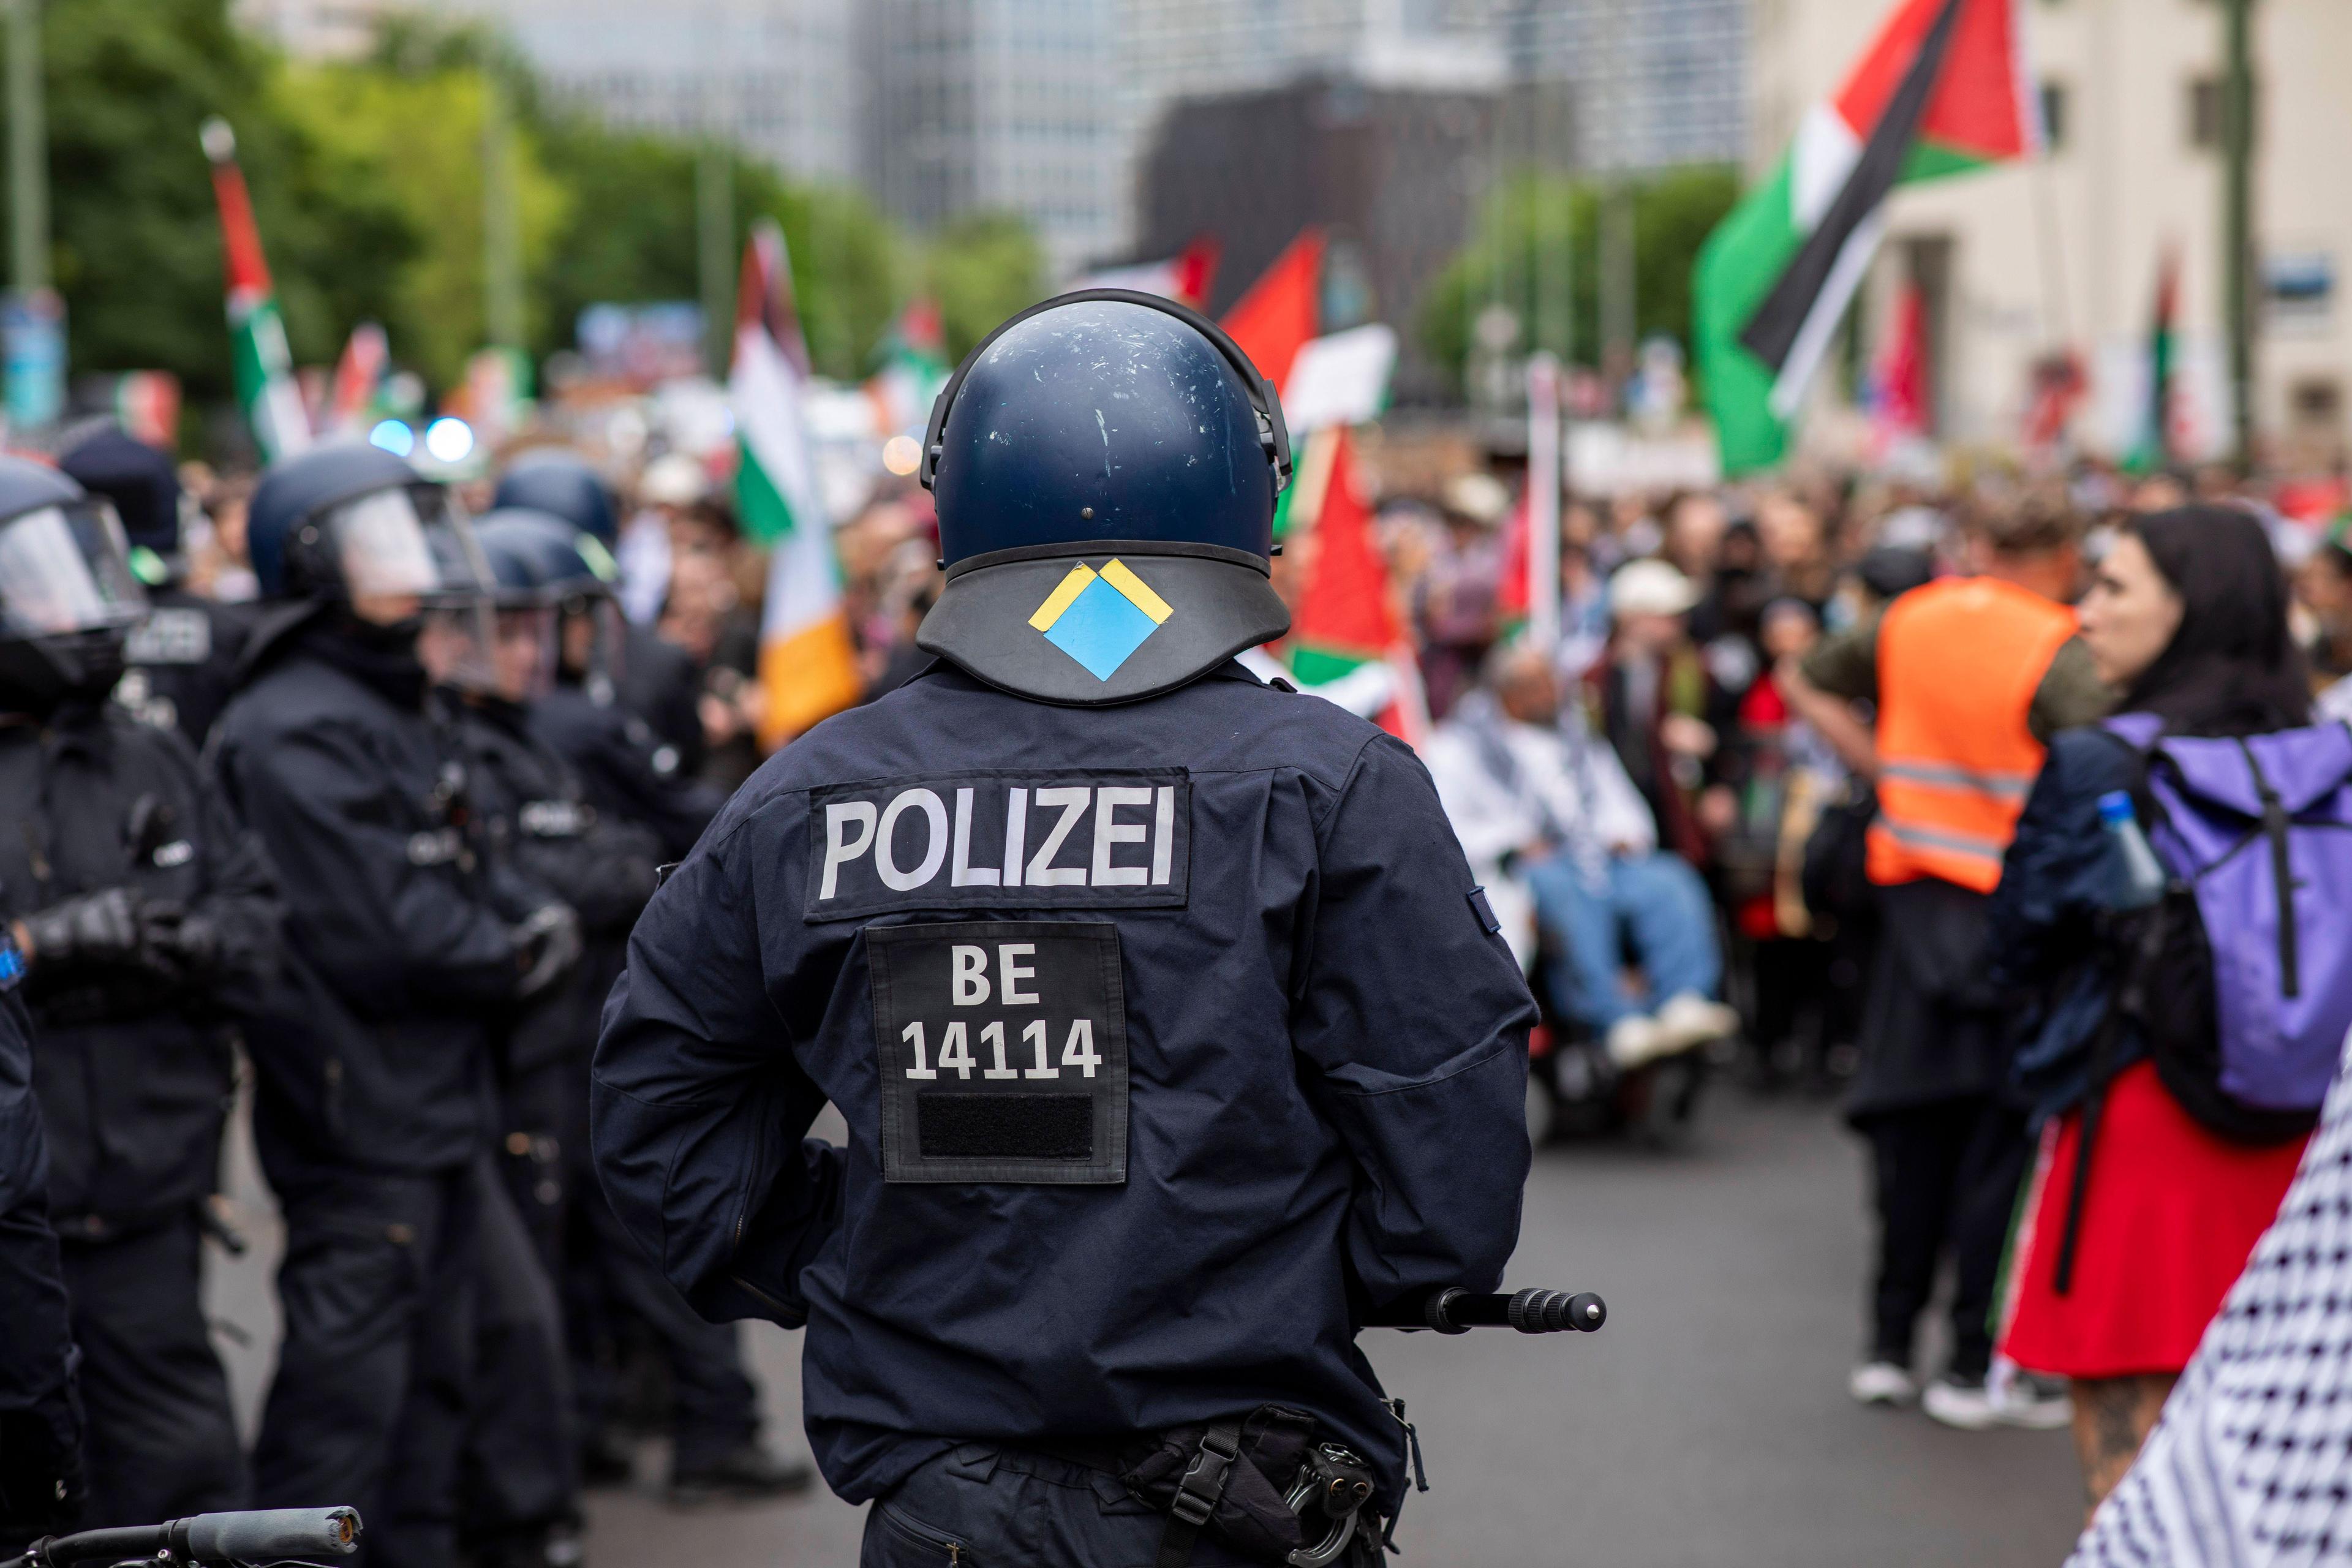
[2105,712,2352,1136]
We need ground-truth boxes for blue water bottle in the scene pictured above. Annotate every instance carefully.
[2097,791,2166,911]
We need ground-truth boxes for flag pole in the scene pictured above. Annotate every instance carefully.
[1526,352,1562,653]
[2220,0,2255,467]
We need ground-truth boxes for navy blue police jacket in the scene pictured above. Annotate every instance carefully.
[213,612,529,1174]
[594,659,1536,1509]
[0,965,84,1544]
[0,705,279,1234]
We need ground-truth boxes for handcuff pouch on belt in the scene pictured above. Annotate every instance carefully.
[1116,1404,1381,1568]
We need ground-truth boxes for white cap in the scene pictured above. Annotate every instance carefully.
[1442,472,1510,526]
[639,452,708,508]
[1608,558,1700,619]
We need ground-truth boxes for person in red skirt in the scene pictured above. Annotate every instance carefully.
[1988,508,2315,1512]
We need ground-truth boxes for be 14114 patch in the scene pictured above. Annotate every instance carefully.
[867,919,1127,1185]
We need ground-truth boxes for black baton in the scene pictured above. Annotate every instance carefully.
[1364,1287,1607,1335]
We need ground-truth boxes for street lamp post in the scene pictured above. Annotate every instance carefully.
[2221,0,2255,467]
[6,0,42,298]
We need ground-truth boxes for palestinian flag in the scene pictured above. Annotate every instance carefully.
[733,220,861,747]
[864,298,950,437]
[1283,426,1427,746]
[2126,247,2180,473]
[1072,236,1221,306]
[1221,228,1324,399]
[201,118,309,462]
[1220,229,1325,538]
[1694,0,2037,473]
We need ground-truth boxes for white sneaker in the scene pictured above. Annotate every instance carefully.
[1989,1370,2073,1431]
[1849,1361,1917,1406]
[1606,1014,1669,1070]
[1654,993,1741,1052]
[1921,1374,1999,1429]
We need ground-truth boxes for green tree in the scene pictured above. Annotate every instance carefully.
[38,0,415,402]
[1418,165,1739,395]
[921,213,1046,361]
[530,121,902,383]
[274,54,570,389]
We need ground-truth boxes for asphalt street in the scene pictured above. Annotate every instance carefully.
[203,1084,2086,1566]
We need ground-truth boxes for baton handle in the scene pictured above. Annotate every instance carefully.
[1364,1287,1607,1335]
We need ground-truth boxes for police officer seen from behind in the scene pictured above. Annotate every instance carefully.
[477,510,810,1505]
[0,458,276,1529]
[0,888,82,1557]
[211,443,581,1568]
[492,449,706,781]
[58,424,249,747]
[596,293,1534,1566]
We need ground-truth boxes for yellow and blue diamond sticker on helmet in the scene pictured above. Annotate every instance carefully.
[1028,558,1172,681]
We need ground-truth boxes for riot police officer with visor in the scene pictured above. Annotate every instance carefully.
[0,458,276,1529]
[211,443,579,1568]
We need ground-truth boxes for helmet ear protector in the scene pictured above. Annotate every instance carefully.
[919,288,1293,499]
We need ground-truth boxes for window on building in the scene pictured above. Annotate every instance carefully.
[2189,77,2223,148]
[2292,379,2342,426]
[2188,75,2257,151]
[2040,80,2069,150]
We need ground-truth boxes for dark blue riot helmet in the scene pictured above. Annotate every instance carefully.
[247,442,456,606]
[491,450,619,546]
[59,424,183,578]
[472,509,619,605]
[0,456,147,714]
[472,508,625,699]
[914,290,1294,705]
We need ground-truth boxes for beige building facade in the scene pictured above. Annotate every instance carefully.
[1750,0,2352,464]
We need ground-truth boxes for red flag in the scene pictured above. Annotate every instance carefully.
[1866,279,1929,450]
[1289,429,1422,743]
[208,154,273,306]
[1220,229,1324,395]
[1292,429,1398,660]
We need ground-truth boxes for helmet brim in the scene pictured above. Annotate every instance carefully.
[917,542,1290,707]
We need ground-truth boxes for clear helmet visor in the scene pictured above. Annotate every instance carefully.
[325,487,445,603]
[492,605,559,703]
[0,501,148,639]
[412,510,508,695]
[558,595,627,696]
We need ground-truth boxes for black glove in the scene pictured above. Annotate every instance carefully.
[20,886,143,977]
[510,904,583,1001]
[137,900,223,985]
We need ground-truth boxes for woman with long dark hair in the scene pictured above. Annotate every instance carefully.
[1989,506,2316,1512]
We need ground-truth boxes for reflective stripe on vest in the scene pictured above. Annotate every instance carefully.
[1866,577,2079,894]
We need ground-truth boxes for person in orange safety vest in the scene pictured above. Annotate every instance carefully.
[1782,490,2111,1432]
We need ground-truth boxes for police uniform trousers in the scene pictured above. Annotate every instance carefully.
[251,1147,481,1568]
[863,1446,1265,1568]
[541,943,763,1469]
[58,1213,246,1527]
[459,1153,578,1550]
[1847,880,2030,1379]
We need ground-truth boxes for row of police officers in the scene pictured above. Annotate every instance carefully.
[0,435,803,1566]
[3,290,1539,1568]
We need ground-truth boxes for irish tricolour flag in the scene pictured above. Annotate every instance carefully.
[733,220,862,749]
[1695,0,2037,473]
[201,118,309,463]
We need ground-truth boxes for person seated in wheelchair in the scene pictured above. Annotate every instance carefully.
[1427,641,1739,1071]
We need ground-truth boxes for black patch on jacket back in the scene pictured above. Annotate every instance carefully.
[868,919,1128,1184]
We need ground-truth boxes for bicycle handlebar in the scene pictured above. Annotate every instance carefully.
[21,1507,361,1567]
[1364,1287,1608,1335]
